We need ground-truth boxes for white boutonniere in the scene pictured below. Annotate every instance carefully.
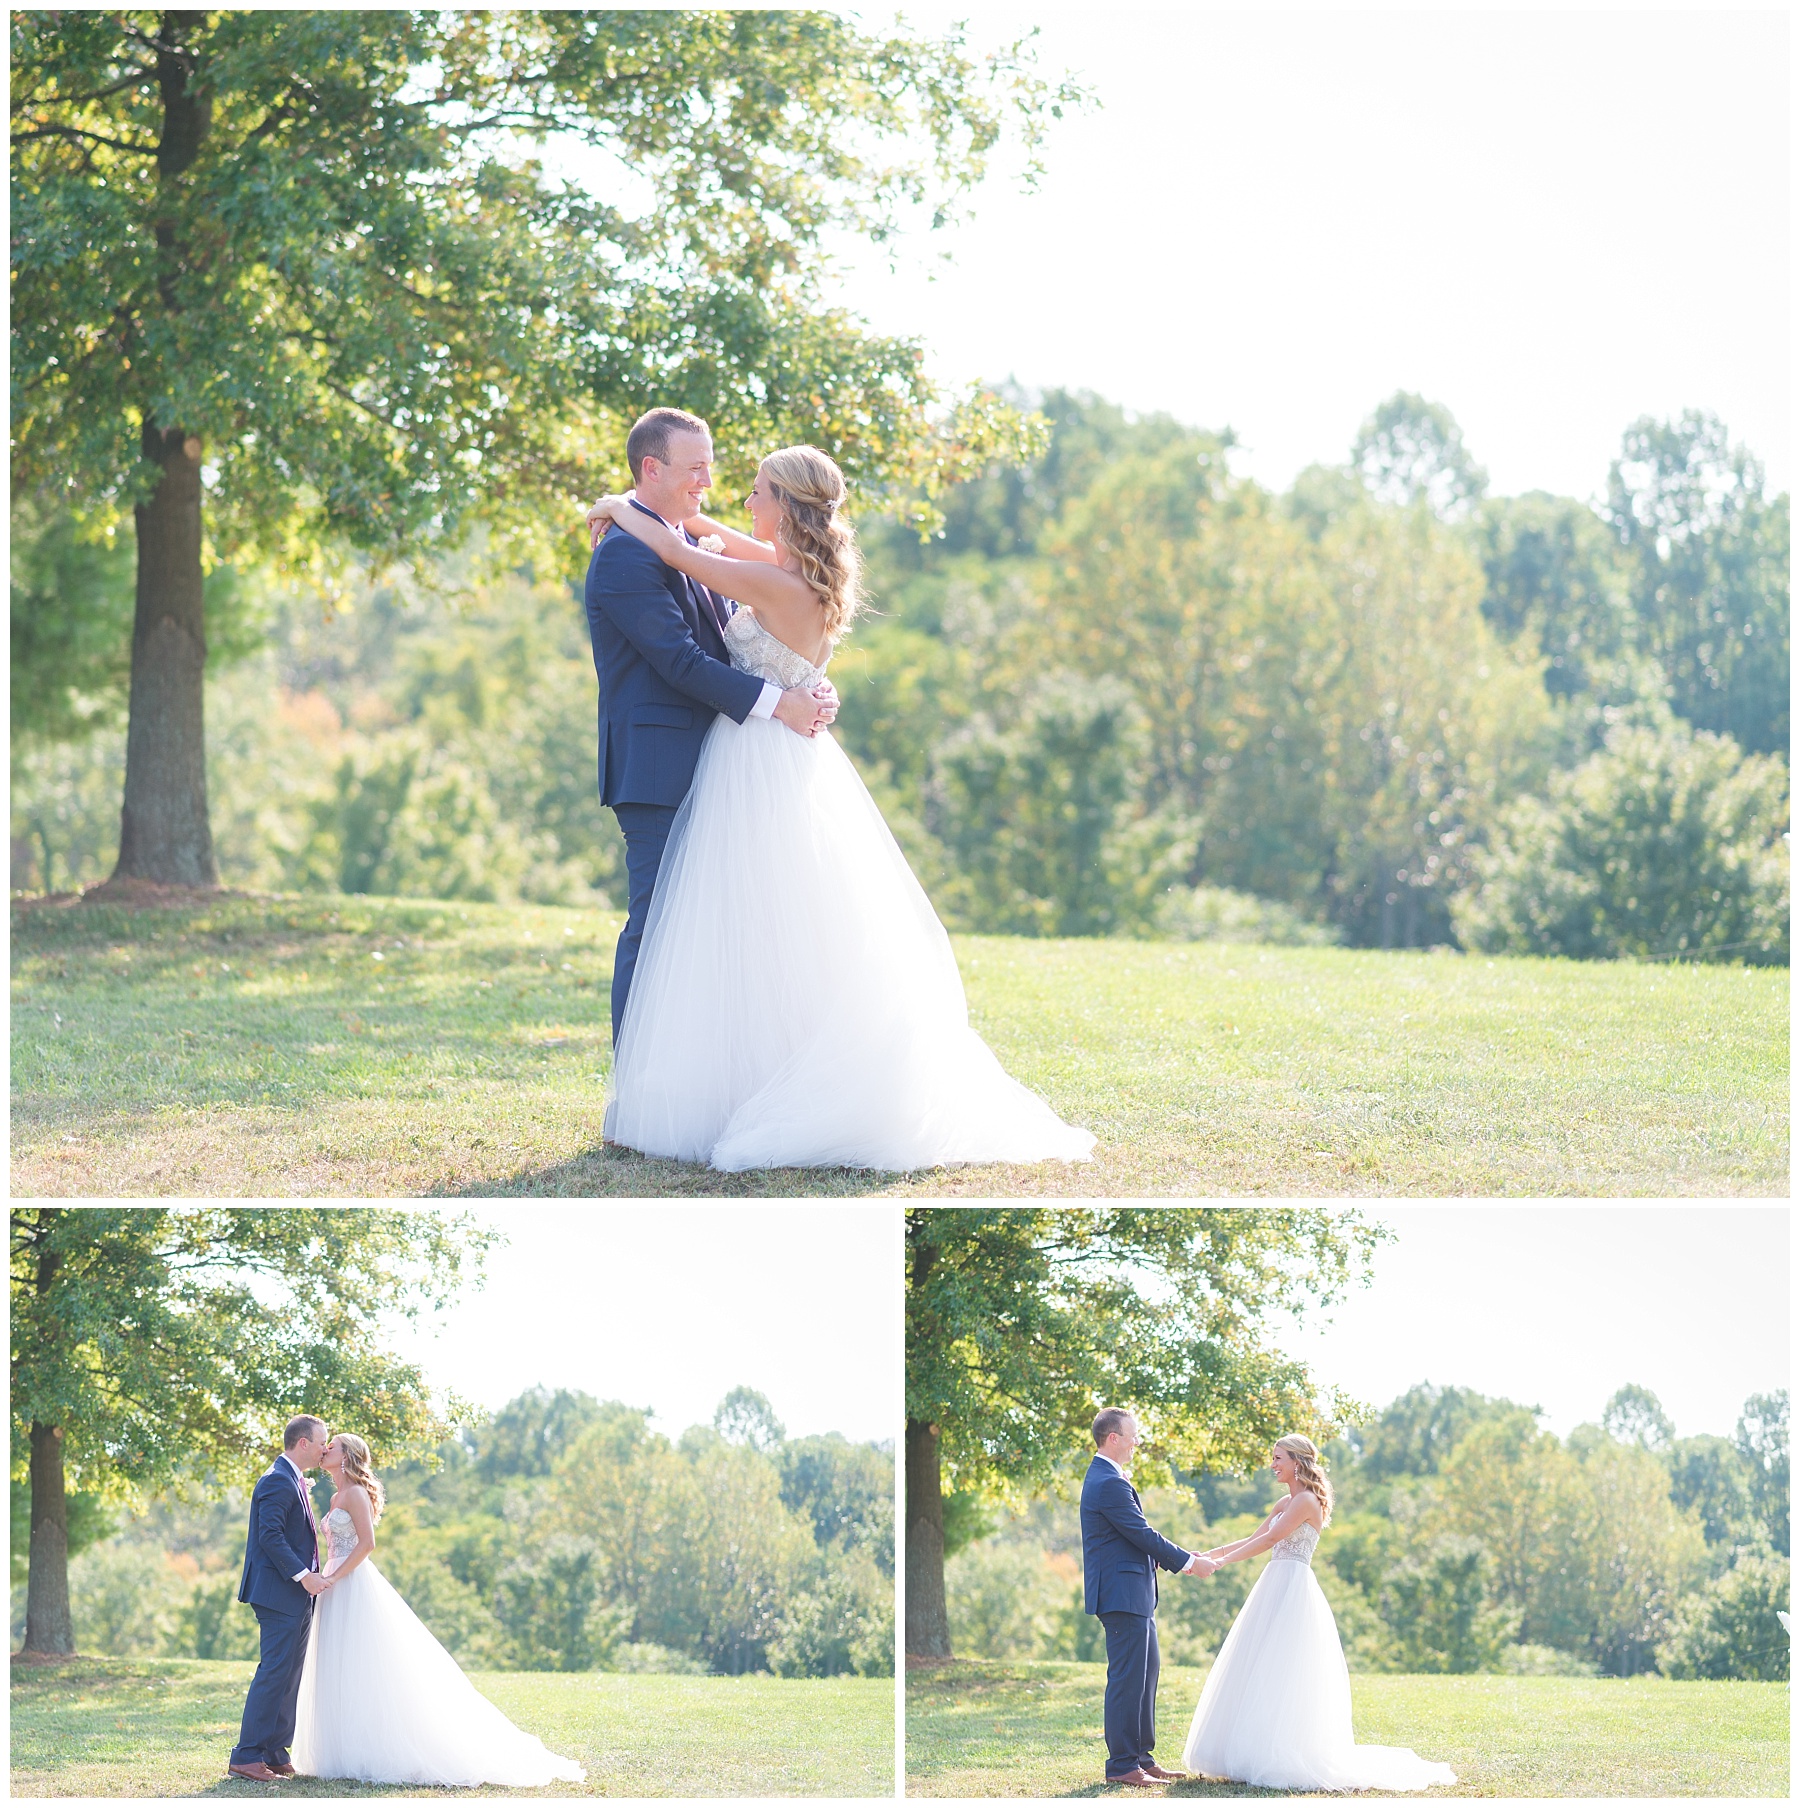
[697,534,725,554]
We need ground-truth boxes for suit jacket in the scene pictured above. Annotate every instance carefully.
[237,1458,320,1616]
[583,502,767,808]
[1080,1455,1191,1616]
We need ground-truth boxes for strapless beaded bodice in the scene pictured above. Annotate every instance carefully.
[724,609,828,690]
[323,1505,360,1567]
[1269,1520,1321,1565]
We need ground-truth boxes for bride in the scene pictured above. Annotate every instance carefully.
[586,446,1096,1173]
[1181,1434,1456,1792]
[291,1434,584,1788]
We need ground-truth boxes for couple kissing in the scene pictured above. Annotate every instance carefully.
[227,1415,582,1788]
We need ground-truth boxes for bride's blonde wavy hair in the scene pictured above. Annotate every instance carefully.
[335,1433,386,1523]
[1274,1434,1333,1526]
[761,445,863,643]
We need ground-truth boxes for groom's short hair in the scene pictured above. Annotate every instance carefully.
[283,1414,327,1450]
[1093,1407,1133,1446]
[627,407,710,481]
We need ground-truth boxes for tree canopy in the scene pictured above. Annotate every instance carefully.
[10,9,1070,881]
[12,8,1067,549]
[1352,391,1489,520]
[10,1205,492,1652]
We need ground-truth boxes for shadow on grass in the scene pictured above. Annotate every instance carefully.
[1079,1788,1314,1800]
[13,892,621,1123]
[453,1142,918,1198]
[208,1782,474,1799]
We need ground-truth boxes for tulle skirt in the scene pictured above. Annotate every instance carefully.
[1182,1559,1456,1792]
[605,714,1097,1172]
[292,1561,585,1787]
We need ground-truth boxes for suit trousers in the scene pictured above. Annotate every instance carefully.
[231,1599,313,1766]
[1099,1609,1161,1778]
[610,802,680,1043]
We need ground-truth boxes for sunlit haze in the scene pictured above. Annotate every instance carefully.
[387,1205,899,1445]
[1266,1204,1789,1442]
[826,8,1789,504]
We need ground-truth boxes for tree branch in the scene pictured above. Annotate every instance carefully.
[15,65,159,110]
[13,122,160,157]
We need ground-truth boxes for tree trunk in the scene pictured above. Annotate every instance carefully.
[905,1418,951,1658]
[112,14,217,887]
[23,1422,75,1654]
[112,422,217,885]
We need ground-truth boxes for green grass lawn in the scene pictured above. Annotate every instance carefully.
[904,1658,1788,1797]
[9,1655,893,1797]
[10,890,1787,1196]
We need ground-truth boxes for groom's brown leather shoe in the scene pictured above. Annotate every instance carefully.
[1143,1763,1188,1781]
[268,1763,297,1776]
[1108,1770,1161,1787]
[226,1761,280,1782]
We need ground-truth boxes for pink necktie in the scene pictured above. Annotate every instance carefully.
[294,1466,319,1566]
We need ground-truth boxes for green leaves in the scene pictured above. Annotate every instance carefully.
[9,1206,495,1500]
[906,1207,1385,1504]
[1454,716,1790,963]
[11,10,1064,569]
[1605,411,1789,758]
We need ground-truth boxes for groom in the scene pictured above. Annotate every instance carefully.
[227,1415,333,1783]
[583,406,839,1042]
[1081,1407,1215,1788]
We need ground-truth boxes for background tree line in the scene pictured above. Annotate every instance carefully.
[940,1380,1787,1684]
[14,389,1786,965]
[836,389,1787,960]
[11,1384,894,1681]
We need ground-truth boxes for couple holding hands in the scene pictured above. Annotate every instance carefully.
[1081,1409,1457,1793]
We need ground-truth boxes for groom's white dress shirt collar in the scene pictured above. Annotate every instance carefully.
[1096,1452,1128,1479]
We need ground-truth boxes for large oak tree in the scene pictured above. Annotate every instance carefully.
[904,1207,1384,1657]
[11,10,1068,883]
[10,1206,493,1654]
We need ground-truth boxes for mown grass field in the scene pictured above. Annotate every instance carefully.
[9,1655,894,1797]
[904,1658,1788,1797]
[10,890,1787,1196]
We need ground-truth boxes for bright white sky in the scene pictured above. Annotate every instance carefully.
[1265,1204,1790,1441]
[826,5,1791,503]
[381,1204,1786,1457]
[388,1205,899,1445]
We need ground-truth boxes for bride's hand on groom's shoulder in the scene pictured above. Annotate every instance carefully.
[586,491,633,550]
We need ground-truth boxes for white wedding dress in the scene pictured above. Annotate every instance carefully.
[1182,1520,1456,1792]
[292,1498,585,1787]
[604,610,1097,1172]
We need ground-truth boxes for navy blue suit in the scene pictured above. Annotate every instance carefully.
[583,503,766,1040]
[230,1457,321,1770]
[1080,1455,1193,1779]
